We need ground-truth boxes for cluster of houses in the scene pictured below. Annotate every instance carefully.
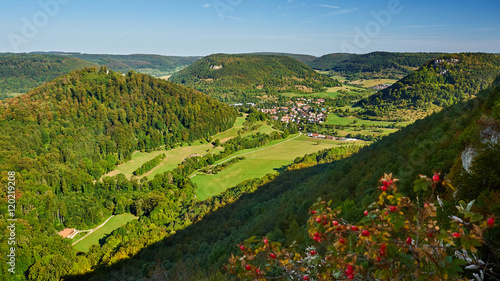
[371,83,391,90]
[306,132,358,142]
[259,98,328,124]
[433,58,459,66]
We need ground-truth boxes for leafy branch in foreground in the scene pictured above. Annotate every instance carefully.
[227,173,497,280]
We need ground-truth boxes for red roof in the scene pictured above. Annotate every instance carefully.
[58,228,75,238]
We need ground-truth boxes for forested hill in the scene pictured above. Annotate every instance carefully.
[307,51,443,78]
[248,52,317,64]
[0,66,237,183]
[72,75,500,280]
[169,54,339,102]
[358,53,500,114]
[63,53,202,77]
[0,67,237,280]
[0,53,97,95]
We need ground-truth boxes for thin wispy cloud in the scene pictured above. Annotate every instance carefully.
[330,8,357,15]
[403,25,450,29]
[316,4,340,9]
[224,15,244,21]
[203,3,211,8]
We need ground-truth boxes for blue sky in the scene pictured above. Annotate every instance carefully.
[1,0,499,56]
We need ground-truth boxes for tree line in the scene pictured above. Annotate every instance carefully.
[133,153,166,176]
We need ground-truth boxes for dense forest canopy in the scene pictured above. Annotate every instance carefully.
[0,53,97,94]
[0,67,237,179]
[358,53,500,113]
[307,51,444,78]
[169,54,340,102]
[64,53,202,77]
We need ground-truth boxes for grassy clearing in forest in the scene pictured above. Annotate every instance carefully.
[193,134,365,200]
[73,213,138,252]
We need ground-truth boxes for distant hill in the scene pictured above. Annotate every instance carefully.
[358,53,500,115]
[307,51,444,79]
[248,52,317,64]
[169,53,339,102]
[64,53,201,77]
[0,53,97,95]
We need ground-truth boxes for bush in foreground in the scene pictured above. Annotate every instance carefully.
[227,173,497,280]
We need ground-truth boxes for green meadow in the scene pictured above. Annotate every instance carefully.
[73,213,138,252]
[193,134,366,200]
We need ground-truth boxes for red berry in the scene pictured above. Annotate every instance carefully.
[376,256,381,262]
[379,249,385,256]
[303,276,309,280]
[364,210,369,216]
[432,173,440,182]
[390,206,397,212]
[345,268,353,275]
[362,230,370,236]
[384,211,388,215]
[348,274,354,279]
[339,237,346,244]
[487,217,495,226]
[315,217,322,223]
[310,250,317,255]
[452,232,460,238]
[263,238,268,245]
[380,243,386,250]
[311,210,317,215]
[333,220,339,226]
[314,232,319,237]
[239,245,245,251]
[245,265,251,271]
[270,253,276,259]
[380,186,387,191]
[323,220,328,225]
[351,226,359,231]
[256,268,260,274]
[347,265,353,270]
[406,237,412,245]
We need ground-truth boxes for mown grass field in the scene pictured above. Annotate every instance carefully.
[350,78,397,87]
[101,117,278,180]
[73,213,138,252]
[193,134,366,200]
[325,113,409,127]
[279,85,365,99]
[101,143,223,180]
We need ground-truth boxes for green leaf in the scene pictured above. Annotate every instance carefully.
[413,178,429,192]
[445,256,453,264]
[398,252,414,266]
[470,213,484,222]
[466,200,475,212]
[471,239,482,247]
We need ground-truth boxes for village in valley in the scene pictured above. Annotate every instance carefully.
[260,97,328,124]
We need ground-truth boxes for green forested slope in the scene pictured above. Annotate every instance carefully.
[358,53,500,116]
[0,53,97,94]
[71,77,500,280]
[0,67,238,280]
[169,54,339,102]
[68,53,201,77]
[308,51,443,78]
